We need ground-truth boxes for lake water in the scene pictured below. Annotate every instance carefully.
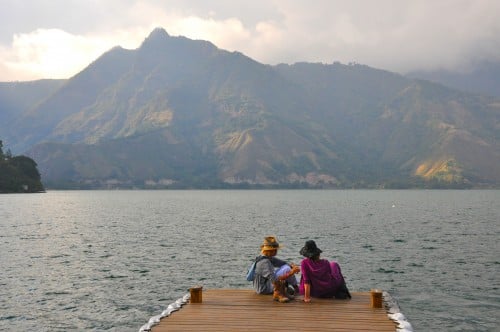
[0,190,498,331]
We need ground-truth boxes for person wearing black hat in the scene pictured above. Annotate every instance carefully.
[299,240,351,302]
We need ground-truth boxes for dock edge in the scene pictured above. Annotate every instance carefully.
[138,293,190,332]
[383,291,413,331]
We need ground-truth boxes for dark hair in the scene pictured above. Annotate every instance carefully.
[300,240,323,259]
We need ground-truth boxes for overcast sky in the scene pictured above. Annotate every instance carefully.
[1,0,499,81]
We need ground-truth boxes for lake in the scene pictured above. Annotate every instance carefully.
[0,190,499,331]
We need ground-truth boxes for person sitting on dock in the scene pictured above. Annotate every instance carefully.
[299,240,351,303]
[252,236,300,303]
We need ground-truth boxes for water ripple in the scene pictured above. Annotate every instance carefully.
[0,190,498,331]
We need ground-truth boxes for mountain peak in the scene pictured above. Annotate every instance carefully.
[141,27,170,47]
[149,27,170,38]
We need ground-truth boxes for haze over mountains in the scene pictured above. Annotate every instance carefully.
[408,61,500,98]
[1,28,499,188]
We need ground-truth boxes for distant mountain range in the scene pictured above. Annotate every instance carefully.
[408,61,500,98]
[1,28,499,189]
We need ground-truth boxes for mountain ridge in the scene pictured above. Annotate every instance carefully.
[1,28,499,188]
[408,61,500,98]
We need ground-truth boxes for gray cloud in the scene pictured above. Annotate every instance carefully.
[1,0,499,80]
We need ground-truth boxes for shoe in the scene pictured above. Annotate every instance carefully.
[272,281,290,303]
[285,285,296,299]
[273,291,290,303]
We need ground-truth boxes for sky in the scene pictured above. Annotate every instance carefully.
[1,0,499,81]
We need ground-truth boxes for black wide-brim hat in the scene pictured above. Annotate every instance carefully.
[300,240,322,258]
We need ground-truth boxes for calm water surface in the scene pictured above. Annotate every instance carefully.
[0,190,499,331]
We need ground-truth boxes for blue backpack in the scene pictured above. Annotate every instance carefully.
[246,256,268,281]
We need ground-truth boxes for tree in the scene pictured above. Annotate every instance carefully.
[0,140,45,193]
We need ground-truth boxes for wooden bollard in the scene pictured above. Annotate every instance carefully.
[370,289,383,308]
[189,286,203,303]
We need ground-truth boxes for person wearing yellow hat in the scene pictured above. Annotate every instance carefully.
[252,236,300,303]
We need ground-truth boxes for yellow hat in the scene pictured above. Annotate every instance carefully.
[260,236,282,251]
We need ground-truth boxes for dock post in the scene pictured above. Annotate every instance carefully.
[189,285,203,303]
[370,289,383,308]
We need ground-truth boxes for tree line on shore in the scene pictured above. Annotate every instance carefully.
[0,140,44,193]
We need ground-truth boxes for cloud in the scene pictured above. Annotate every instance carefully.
[0,0,499,81]
[167,15,251,49]
[0,28,146,80]
[249,0,500,72]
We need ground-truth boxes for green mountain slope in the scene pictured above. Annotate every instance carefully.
[1,28,499,188]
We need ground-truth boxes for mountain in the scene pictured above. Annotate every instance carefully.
[1,28,499,189]
[0,79,65,143]
[407,61,500,98]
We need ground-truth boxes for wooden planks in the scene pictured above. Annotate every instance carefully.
[151,289,397,331]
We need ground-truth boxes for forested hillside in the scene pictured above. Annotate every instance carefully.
[0,141,44,193]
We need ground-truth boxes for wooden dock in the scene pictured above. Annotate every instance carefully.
[150,289,397,331]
